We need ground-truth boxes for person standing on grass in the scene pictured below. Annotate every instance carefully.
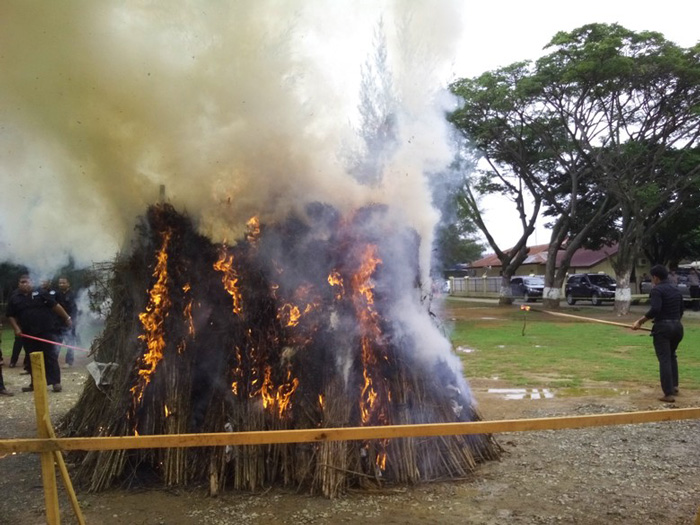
[5,274,72,393]
[633,264,684,403]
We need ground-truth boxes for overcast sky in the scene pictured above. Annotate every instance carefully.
[1,2,697,275]
[451,1,699,249]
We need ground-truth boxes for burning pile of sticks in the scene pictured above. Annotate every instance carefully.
[60,203,500,497]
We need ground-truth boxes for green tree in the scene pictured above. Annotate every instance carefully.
[450,24,700,313]
[642,150,700,266]
[0,262,28,305]
[448,64,547,303]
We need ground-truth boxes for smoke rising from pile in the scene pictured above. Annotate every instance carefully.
[0,1,464,284]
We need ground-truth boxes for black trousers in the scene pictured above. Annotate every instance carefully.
[10,335,29,369]
[24,334,61,387]
[652,320,683,396]
[61,327,77,365]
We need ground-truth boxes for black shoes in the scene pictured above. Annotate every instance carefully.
[21,386,34,392]
[0,388,14,396]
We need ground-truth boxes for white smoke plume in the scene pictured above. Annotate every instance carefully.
[0,1,464,286]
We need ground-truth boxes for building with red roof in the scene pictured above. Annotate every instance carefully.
[468,242,649,280]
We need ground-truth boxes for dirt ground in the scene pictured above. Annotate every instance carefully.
[2,303,700,524]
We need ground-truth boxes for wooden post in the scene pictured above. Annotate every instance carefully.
[44,420,86,524]
[30,352,61,525]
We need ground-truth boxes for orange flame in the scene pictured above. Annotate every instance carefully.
[214,247,243,315]
[131,229,172,410]
[278,303,301,327]
[351,243,391,471]
[246,216,261,244]
[181,283,195,339]
[328,270,345,300]
[275,282,322,343]
[257,365,300,418]
[376,450,387,470]
[352,245,385,422]
[231,345,243,395]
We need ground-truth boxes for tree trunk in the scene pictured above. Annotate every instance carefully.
[541,285,562,310]
[613,271,632,315]
[498,275,513,305]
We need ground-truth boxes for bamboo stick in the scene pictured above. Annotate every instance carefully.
[30,352,61,525]
[533,308,652,331]
[4,407,699,455]
[45,419,86,525]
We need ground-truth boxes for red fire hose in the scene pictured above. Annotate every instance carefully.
[20,333,90,353]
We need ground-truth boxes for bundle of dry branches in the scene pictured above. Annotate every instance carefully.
[60,203,500,497]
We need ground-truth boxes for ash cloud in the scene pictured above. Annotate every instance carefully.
[0,1,464,284]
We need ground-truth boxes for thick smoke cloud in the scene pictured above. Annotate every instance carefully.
[0,1,464,284]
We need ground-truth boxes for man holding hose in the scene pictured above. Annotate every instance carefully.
[632,264,684,403]
[5,274,72,393]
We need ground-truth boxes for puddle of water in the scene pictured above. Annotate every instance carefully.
[487,387,631,400]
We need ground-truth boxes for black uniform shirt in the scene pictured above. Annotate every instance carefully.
[5,289,58,336]
[645,279,684,321]
[56,289,77,318]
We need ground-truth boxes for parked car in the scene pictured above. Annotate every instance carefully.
[565,273,616,306]
[640,268,692,301]
[510,275,545,302]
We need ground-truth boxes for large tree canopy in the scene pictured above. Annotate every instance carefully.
[449,23,700,312]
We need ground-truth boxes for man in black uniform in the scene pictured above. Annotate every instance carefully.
[633,264,684,403]
[8,283,29,372]
[5,274,72,392]
[56,276,78,367]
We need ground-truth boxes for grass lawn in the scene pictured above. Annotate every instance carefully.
[445,299,700,390]
[1,327,18,359]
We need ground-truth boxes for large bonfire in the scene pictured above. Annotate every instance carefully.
[61,202,500,497]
